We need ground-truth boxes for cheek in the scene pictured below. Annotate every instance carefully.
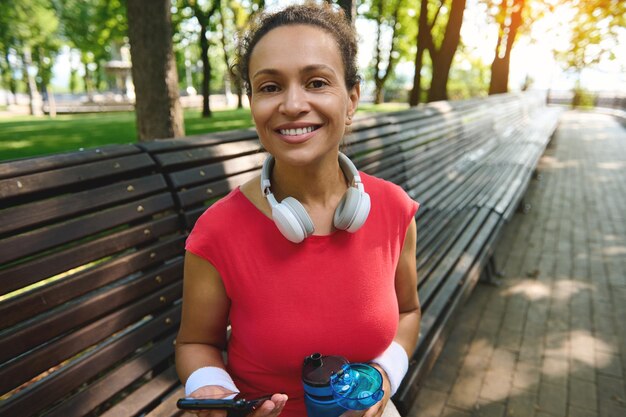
[250,98,272,125]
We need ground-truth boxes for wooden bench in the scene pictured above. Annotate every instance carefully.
[0,91,561,416]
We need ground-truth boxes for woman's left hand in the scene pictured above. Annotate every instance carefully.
[339,364,391,417]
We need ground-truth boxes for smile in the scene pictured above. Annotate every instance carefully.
[278,126,319,136]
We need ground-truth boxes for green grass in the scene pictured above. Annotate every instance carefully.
[0,102,408,162]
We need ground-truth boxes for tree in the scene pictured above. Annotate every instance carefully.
[488,0,526,94]
[408,0,468,104]
[55,0,127,98]
[553,0,625,100]
[182,0,221,117]
[0,0,60,115]
[229,0,264,108]
[363,0,416,104]
[408,0,429,105]
[127,0,185,140]
[427,0,467,101]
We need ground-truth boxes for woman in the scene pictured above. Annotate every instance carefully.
[175,3,421,417]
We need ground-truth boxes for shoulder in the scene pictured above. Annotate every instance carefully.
[191,188,247,234]
[360,172,418,210]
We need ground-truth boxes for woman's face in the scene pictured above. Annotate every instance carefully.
[248,24,359,167]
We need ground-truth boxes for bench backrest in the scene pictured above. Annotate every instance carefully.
[0,91,554,416]
[0,145,185,416]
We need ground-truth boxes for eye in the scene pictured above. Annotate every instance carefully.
[308,79,328,89]
[259,84,280,93]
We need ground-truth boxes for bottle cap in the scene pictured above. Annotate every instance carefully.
[330,363,384,410]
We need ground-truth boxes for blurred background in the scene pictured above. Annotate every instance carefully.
[0,0,624,160]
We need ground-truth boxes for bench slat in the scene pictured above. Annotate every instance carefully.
[0,236,184,330]
[0,153,155,199]
[0,305,181,417]
[0,174,167,236]
[0,211,180,295]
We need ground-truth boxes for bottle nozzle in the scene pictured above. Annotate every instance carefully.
[305,352,323,368]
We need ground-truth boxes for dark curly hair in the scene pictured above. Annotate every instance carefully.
[236,1,360,96]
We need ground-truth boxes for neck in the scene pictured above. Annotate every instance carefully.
[270,152,348,206]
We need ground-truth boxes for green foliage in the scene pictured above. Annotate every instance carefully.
[448,48,490,99]
[553,0,625,76]
[0,0,61,94]
[55,0,127,62]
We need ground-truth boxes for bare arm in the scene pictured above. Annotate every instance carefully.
[176,252,288,416]
[175,251,231,384]
[359,218,420,417]
[393,217,421,356]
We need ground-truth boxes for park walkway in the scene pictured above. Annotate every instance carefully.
[406,110,626,417]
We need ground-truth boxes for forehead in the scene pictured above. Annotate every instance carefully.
[249,24,344,76]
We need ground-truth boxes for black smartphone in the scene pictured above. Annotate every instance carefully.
[176,392,272,416]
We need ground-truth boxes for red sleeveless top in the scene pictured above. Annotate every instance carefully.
[185,172,419,417]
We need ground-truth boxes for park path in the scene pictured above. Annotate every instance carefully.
[406,110,626,417]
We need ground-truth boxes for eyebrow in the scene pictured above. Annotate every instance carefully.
[252,64,337,80]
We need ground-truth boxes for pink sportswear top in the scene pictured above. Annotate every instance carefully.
[185,172,419,417]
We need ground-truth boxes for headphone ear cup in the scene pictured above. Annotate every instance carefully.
[272,197,314,243]
[334,188,370,232]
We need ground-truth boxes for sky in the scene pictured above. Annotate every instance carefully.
[50,0,626,95]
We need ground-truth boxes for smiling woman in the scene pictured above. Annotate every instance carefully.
[174,3,420,417]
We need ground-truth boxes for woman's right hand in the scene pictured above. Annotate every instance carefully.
[186,385,288,417]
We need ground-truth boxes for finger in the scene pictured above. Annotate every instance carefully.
[252,394,288,417]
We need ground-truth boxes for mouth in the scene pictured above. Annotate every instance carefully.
[276,125,321,136]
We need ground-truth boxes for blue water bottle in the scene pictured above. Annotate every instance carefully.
[302,353,384,417]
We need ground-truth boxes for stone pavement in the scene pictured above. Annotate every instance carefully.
[406,110,626,417]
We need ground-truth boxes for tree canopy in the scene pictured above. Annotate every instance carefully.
[1,0,624,125]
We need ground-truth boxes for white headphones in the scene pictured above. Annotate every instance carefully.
[260,152,371,243]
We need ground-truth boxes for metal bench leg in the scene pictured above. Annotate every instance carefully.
[480,256,504,286]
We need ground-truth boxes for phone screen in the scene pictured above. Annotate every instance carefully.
[176,392,272,416]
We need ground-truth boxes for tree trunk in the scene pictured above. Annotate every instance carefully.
[199,19,212,117]
[3,51,18,105]
[22,48,43,116]
[488,0,525,95]
[219,5,233,107]
[191,2,219,118]
[127,0,185,140]
[409,0,429,106]
[82,54,94,101]
[373,0,384,104]
[235,40,244,109]
[374,0,403,105]
[427,0,466,102]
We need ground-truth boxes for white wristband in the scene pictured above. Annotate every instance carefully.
[184,366,240,397]
[371,341,409,396]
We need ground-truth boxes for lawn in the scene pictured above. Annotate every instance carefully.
[0,102,408,162]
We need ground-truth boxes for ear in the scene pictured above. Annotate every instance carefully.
[346,83,360,126]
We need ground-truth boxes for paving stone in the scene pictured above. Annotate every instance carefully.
[595,351,624,378]
[512,361,541,393]
[506,388,540,417]
[474,399,506,417]
[423,362,460,393]
[597,374,626,413]
[537,382,567,416]
[568,377,598,412]
[447,372,484,411]
[405,112,626,417]
[568,405,599,417]
[440,406,473,417]
[407,387,448,417]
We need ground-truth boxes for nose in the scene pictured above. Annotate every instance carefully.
[279,85,310,117]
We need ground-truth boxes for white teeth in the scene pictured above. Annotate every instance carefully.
[280,126,315,136]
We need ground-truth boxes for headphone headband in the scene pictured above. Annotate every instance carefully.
[260,152,371,243]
